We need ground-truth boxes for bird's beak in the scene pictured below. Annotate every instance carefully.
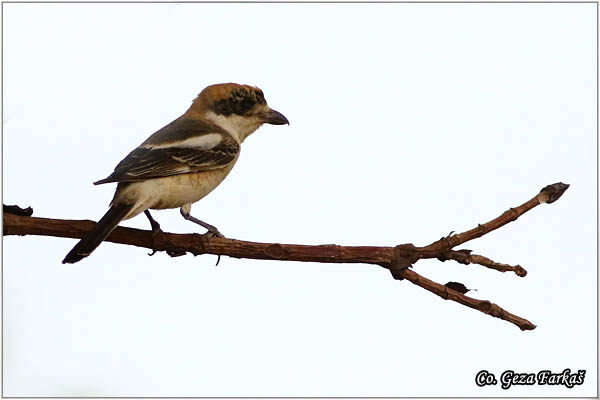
[262,108,289,125]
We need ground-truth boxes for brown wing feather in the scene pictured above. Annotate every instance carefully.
[94,118,239,185]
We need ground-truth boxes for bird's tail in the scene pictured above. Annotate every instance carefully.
[62,203,133,264]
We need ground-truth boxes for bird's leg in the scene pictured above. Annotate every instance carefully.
[144,210,162,233]
[144,210,163,256]
[179,207,224,238]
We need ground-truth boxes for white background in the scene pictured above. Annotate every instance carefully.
[2,2,597,397]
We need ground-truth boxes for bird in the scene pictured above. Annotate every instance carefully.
[62,83,289,264]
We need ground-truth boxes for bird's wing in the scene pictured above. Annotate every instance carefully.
[94,117,239,185]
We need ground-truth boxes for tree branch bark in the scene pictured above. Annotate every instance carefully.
[3,182,569,331]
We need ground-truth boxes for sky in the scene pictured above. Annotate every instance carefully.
[2,2,597,397]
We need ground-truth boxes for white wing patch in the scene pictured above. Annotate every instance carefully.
[143,133,222,150]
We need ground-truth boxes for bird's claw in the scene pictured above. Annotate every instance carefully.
[150,223,162,234]
[147,227,164,256]
[203,229,224,239]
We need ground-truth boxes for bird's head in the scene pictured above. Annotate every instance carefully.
[186,83,289,143]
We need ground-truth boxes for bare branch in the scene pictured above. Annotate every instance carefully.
[394,268,536,331]
[2,212,395,265]
[439,249,527,277]
[418,182,569,255]
[3,182,569,331]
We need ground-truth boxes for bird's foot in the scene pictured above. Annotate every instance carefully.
[148,226,165,256]
[149,221,162,234]
[202,228,224,239]
[144,210,162,234]
[195,228,223,265]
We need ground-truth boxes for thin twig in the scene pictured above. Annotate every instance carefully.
[439,250,527,277]
[470,253,527,277]
[395,268,536,330]
[418,183,569,256]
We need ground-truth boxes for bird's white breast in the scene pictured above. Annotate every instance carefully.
[115,161,237,220]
